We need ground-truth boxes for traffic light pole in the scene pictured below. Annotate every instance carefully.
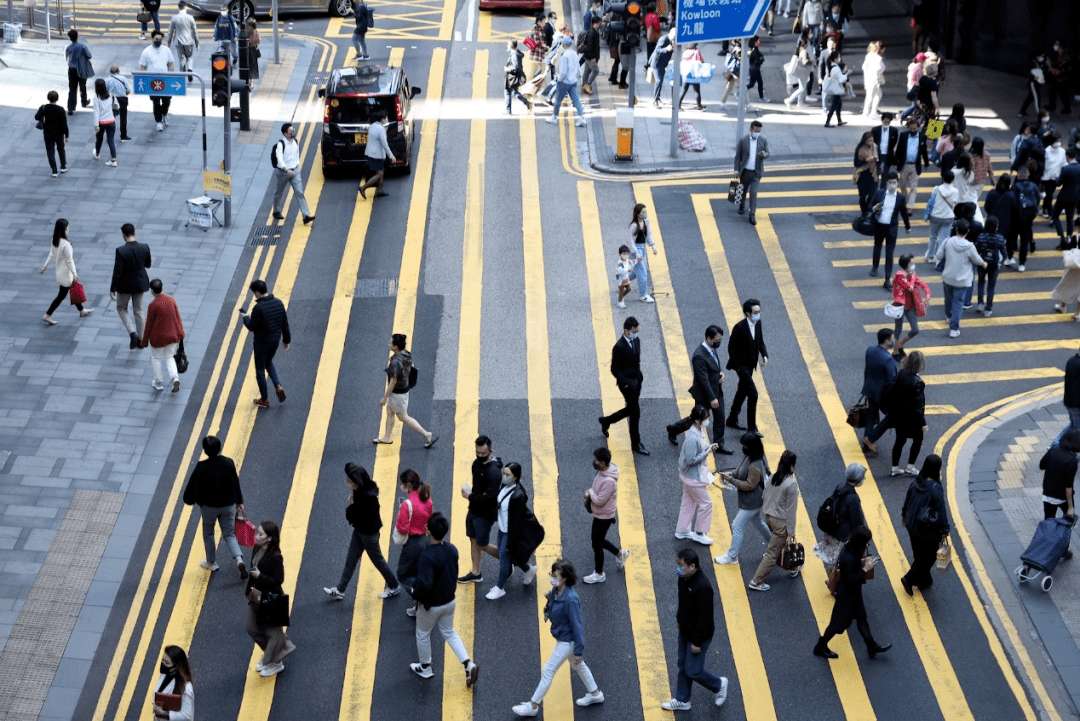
[669,43,680,157]
[223,99,231,227]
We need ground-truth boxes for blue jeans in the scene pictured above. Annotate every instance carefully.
[633,244,650,297]
[352,31,367,57]
[927,219,951,259]
[963,263,977,306]
[253,342,282,400]
[1068,407,1080,432]
[943,283,965,331]
[550,81,585,119]
[504,87,529,113]
[496,529,529,588]
[722,507,771,558]
[141,9,160,33]
[676,635,721,702]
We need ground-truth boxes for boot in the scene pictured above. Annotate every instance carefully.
[619,69,629,89]
[813,638,838,659]
[867,641,892,658]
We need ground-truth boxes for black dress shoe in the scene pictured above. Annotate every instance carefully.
[901,576,914,596]
[869,268,878,277]
[598,416,609,438]
[272,211,284,220]
[867,642,892,658]
[726,420,747,431]
[666,426,679,445]
[715,445,734,455]
[129,332,139,350]
[738,204,745,215]
[813,639,838,659]
[632,444,650,456]
[749,213,756,226]
[883,280,892,291]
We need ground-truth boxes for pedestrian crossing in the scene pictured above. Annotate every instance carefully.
[71,3,217,38]
[82,44,1072,721]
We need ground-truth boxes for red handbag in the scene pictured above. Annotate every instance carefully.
[235,510,257,547]
[523,36,537,52]
[69,280,87,305]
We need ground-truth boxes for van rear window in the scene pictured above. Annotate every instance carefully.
[327,97,395,124]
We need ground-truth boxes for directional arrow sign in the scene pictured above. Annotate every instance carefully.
[676,0,771,44]
[132,74,187,96]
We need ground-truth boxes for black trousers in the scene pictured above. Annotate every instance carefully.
[1052,198,1076,240]
[67,68,88,112]
[602,382,641,446]
[44,133,67,173]
[116,97,130,138]
[872,222,898,278]
[669,392,726,445]
[151,95,172,123]
[47,284,82,315]
[591,517,620,573]
[892,426,923,466]
[1016,217,1034,264]
[903,533,938,590]
[728,368,759,431]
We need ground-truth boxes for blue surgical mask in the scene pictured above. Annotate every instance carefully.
[751,132,759,140]
[628,332,638,340]
[750,313,761,323]
[676,565,686,577]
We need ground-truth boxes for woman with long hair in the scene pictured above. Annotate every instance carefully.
[823,52,848,127]
[968,137,995,197]
[890,254,931,359]
[40,218,93,324]
[487,462,544,599]
[395,468,434,608]
[245,520,295,677]
[813,526,890,660]
[675,405,719,547]
[748,450,801,591]
[151,645,194,719]
[324,463,401,601]
[952,153,979,216]
[92,77,117,167]
[854,131,879,212]
[864,350,927,476]
[714,431,772,565]
[628,203,657,303]
[1052,233,1080,318]
[900,455,950,596]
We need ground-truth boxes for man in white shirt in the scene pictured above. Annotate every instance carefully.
[544,36,586,128]
[869,171,912,290]
[167,1,200,75]
[271,123,315,224]
[138,31,175,132]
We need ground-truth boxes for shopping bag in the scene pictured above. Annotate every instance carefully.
[69,280,87,305]
[728,178,744,204]
[936,539,952,571]
[678,121,706,152]
[235,510,257,547]
[645,66,656,84]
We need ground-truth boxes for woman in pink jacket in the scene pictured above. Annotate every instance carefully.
[582,448,629,584]
[394,469,433,611]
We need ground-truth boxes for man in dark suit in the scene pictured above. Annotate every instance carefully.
[868,171,912,291]
[894,116,928,210]
[666,325,734,455]
[109,222,152,350]
[726,299,768,434]
[733,120,770,226]
[1053,148,1080,248]
[859,329,897,455]
[870,112,899,186]
[600,316,649,455]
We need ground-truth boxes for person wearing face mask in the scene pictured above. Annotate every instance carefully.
[666,325,733,455]
[213,5,238,63]
[661,548,728,711]
[627,204,657,303]
[409,513,480,687]
[583,448,628,584]
[613,244,638,309]
[813,463,867,569]
[1020,51,1050,117]
[733,121,770,226]
[725,299,768,434]
[139,31,175,132]
[1052,150,1080,249]
[859,330,897,456]
[457,435,503,584]
[865,351,928,476]
[600,317,650,456]
[1043,133,1067,219]
[714,432,772,564]
[359,109,399,199]
[486,462,544,600]
[870,112,898,184]
[869,171,912,290]
[861,42,885,119]
[244,520,294,677]
[151,645,194,720]
[1046,39,1072,116]
[814,526,889,660]
[890,254,930,359]
[674,406,720,547]
[894,117,928,209]
[512,559,604,716]
[748,450,801,591]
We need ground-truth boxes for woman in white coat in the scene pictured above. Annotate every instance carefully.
[861,42,885,117]
[151,645,195,720]
[40,218,93,324]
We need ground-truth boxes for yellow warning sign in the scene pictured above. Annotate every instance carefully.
[203,169,232,195]
[925,119,945,140]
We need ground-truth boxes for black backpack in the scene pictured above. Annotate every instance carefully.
[1016,181,1039,221]
[817,485,843,537]
[576,30,588,54]
[270,140,284,169]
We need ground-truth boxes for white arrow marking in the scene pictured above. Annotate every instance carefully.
[743,0,770,33]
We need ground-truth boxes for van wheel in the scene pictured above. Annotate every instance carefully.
[229,0,254,24]
[330,0,353,16]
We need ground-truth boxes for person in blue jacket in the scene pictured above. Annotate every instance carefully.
[860,328,897,456]
[512,559,604,717]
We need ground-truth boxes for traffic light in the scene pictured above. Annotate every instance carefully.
[607,2,643,47]
[211,52,231,107]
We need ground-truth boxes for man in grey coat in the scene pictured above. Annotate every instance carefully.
[110,223,153,350]
[734,120,770,225]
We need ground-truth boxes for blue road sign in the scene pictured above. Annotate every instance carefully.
[133,75,187,96]
[676,0,771,44]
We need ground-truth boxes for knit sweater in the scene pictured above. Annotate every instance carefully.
[142,293,185,348]
[588,464,618,519]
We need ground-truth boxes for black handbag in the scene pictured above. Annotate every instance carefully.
[257,591,291,627]
[915,503,941,538]
[174,339,189,374]
[779,537,805,570]
[852,211,875,237]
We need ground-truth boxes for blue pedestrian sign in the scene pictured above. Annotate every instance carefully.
[676,0,771,44]
[133,75,187,96]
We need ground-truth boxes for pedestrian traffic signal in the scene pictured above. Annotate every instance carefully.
[211,52,231,107]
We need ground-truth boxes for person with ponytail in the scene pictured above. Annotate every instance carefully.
[748,450,801,591]
[396,469,434,613]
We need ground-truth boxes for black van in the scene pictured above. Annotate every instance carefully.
[318,65,421,177]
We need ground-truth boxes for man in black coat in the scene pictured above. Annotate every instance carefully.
[666,325,733,455]
[182,435,247,578]
[1052,149,1080,247]
[600,316,649,455]
[859,329,897,454]
[110,222,152,350]
[894,116,928,210]
[726,299,768,435]
[242,278,290,408]
[662,548,728,711]
[870,112,899,185]
[868,171,912,290]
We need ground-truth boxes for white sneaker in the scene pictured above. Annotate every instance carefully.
[406,605,417,617]
[641,295,655,303]
[577,691,605,706]
[662,699,692,711]
[545,116,557,125]
[93,149,99,160]
[616,549,630,570]
[200,560,219,571]
[157,122,164,132]
[674,531,695,540]
[783,98,792,108]
[323,586,345,600]
[106,160,117,167]
[1006,257,1017,267]
[693,533,714,546]
[523,564,537,585]
[163,114,170,126]
[512,702,539,717]
[975,303,984,313]
[575,118,586,127]
[984,309,993,318]
[259,662,284,677]
[715,677,729,707]
[1017,264,1025,272]
[714,554,738,565]
[255,660,266,672]
[583,572,606,584]
[378,585,401,599]
[616,301,626,308]
[949,329,960,338]
[410,662,434,679]
[485,586,506,600]
[151,381,165,391]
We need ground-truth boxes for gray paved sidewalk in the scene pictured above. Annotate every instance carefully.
[0,35,314,721]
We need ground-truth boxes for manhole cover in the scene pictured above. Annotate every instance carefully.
[307,70,331,85]
[250,226,281,246]
[355,278,397,298]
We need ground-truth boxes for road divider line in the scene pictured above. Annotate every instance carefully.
[844,270,1061,287]
[852,292,1047,308]
[918,340,1080,356]
[861,315,1074,332]
[925,405,960,415]
[689,193,875,720]
[922,368,1062,385]
[580,182,671,720]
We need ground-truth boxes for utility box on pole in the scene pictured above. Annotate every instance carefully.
[615,106,634,161]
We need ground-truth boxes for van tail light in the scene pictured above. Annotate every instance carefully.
[323,100,330,133]
[395,97,403,124]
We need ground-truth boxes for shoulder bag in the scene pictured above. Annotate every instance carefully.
[1063,248,1080,270]
[235,509,257,547]
[885,301,905,319]
[35,105,45,130]
[392,499,412,546]
[845,396,869,428]
[256,591,290,626]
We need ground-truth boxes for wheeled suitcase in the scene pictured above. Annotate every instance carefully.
[1016,516,1074,592]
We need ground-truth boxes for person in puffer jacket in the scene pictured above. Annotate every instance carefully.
[582,448,629,584]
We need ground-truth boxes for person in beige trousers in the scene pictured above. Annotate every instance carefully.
[748,450,801,592]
